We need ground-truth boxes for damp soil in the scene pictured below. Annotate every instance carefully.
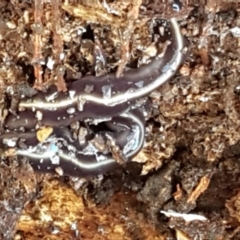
[0,1,240,240]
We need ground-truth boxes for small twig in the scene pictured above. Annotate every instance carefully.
[116,0,142,78]
[187,175,211,204]
[33,0,44,90]
[52,0,67,92]
[61,3,124,27]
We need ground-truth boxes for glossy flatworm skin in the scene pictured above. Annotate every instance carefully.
[0,109,145,177]
[4,18,187,131]
[1,18,188,177]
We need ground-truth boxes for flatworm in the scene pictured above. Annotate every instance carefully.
[1,18,188,177]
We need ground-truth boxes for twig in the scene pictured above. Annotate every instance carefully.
[52,0,67,92]
[116,0,142,78]
[33,0,44,90]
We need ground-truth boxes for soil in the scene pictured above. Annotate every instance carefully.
[0,0,240,240]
